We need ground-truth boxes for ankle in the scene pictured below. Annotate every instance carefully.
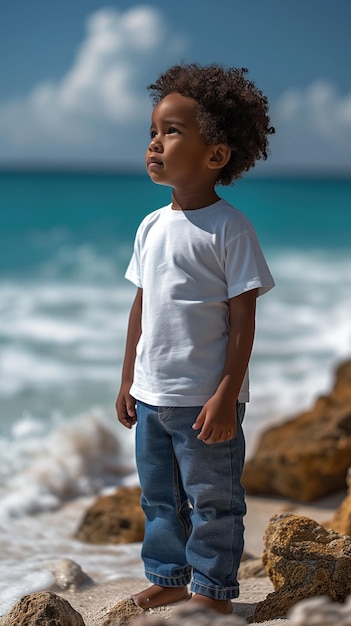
[189,594,233,615]
[132,584,190,609]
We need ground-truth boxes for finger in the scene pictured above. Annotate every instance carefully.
[118,415,132,428]
[117,401,136,428]
[201,428,233,444]
[192,409,205,431]
[118,411,133,428]
[216,429,234,442]
[197,426,214,441]
[228,425,237,439]
[126,397,136,418]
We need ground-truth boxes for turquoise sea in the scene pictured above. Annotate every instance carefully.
[0,171,350,612]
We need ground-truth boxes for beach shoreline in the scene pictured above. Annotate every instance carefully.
[58,576,279,625]
[51,490,346,626]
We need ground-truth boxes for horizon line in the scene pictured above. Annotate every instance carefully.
[0,162,351,180]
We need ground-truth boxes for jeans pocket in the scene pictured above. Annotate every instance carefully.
[158,406,174,421]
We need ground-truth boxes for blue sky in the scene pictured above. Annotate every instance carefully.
[1,0,350,174]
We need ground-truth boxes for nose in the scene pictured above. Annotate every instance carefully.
[148,136,163,153]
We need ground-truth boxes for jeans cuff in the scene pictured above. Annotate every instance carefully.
[190,580,239,600]
[145,568,192,587]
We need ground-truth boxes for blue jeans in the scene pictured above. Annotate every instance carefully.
[135,401,246,600]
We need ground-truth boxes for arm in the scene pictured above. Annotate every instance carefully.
[192,288,257,444]
[115,287,142,428]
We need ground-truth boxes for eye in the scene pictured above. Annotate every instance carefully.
[150,129,157,139]
[167,126,179,135]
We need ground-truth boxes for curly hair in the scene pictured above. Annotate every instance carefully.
[148,64,275,185]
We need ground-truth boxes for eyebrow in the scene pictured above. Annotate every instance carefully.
[150,118,187,128]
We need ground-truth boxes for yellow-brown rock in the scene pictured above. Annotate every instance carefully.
[253,513,351,622]
[75,485,144,544]
[242,359,351,502]
[324,467,351,536]
[0,591,85,626]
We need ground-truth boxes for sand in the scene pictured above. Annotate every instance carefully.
[57,490,345,626]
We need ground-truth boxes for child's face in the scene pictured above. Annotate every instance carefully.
[145,93,214,191]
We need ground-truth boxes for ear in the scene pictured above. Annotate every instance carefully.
[207,144,231,171]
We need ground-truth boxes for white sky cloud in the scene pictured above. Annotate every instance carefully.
[0,6,187,165]
[267,81,351,172]
[0,6,350,173]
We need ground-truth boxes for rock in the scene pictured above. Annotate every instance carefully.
[101,597,144,626]
[253,513,351,622]
[75,485,144,544]
[0,590,85,626]
[324,467,351,536]
[288,594,351,625]
[52,558,94,590]
[242,359,351,502]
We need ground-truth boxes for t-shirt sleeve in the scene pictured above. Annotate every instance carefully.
[125,230,142,288]
[225,228,275,299]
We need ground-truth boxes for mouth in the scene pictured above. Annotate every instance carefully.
[147,157,163,168]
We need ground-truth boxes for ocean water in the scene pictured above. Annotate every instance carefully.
[0,171,350,614]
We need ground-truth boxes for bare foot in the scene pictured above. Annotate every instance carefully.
[132,584,190,609]
[189,593,233,615]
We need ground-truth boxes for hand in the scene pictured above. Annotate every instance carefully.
[192,393,237,445]
[116,383,137,429]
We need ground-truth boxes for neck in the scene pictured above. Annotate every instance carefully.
[171,188,220,211]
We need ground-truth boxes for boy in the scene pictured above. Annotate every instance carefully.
[116,64,275,617]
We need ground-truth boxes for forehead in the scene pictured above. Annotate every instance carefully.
[152,93,198,124]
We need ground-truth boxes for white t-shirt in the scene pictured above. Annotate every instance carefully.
[125,199,274,406]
